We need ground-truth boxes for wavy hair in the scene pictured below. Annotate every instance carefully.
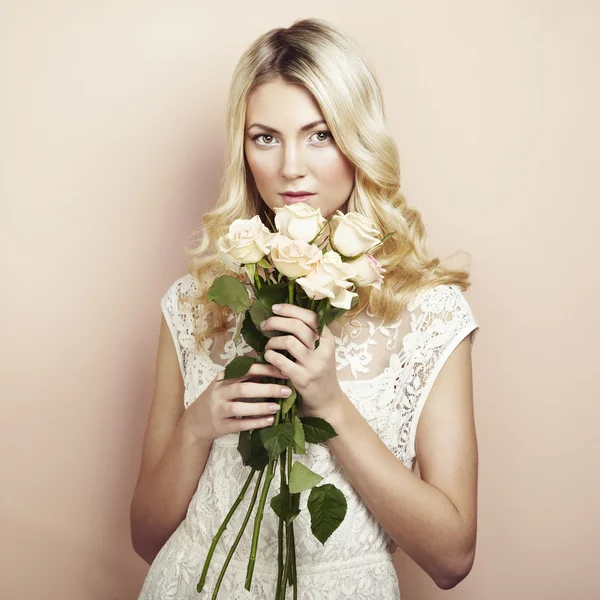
[180,17,472,348]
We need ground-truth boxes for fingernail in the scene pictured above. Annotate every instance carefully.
[281,387,292,396]
[260,320,266,329]
[272,304,281,312]
[266,416,275,424]
[269,404,281,411]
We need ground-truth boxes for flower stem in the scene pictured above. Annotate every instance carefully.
[287,405,295,589]
[254,268,262,290]
[245,454,279,590]
[288,280,294,304]
[290,521,297,598]
[308,298,317,312]
[211,468,265,600]
[280,522,292,598]
[275,447,287,600]
[278,402,296,598]
[197,469,256,592]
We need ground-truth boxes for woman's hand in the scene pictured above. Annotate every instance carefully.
[260,303,344,422]
[186,362,291,443]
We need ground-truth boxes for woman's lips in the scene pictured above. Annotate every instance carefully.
[282,193,315,204]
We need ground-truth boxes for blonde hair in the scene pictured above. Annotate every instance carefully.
[181,17,472,348]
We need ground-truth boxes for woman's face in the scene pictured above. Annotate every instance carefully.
[244,78,355,219]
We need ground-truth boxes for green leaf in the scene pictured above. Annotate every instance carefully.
[362,231,396,256]
[244,262,256,283]
[233,313,244,344]
[312,295,359,350]
[270,485,301,524]
[289,461,323,494]
[280,383,297,416]
[224,355,257,379]
[294,284,310,309]
[292,416,306,455]
[241,310,266,352]
[238,429,269,470]
[379,231,396,245]
[257,258,272,269]
[237,430,252,463]
[255,281,289,310]
[308,483,348,544]
[260,421,294,460]
[301,416,338,444]
[249,299,277,339]
[316,298,331,336]
[207,275,250,313]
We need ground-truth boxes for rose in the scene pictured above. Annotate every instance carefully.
[217,215,273,273]
[268,233,323,278]
[273,203,326,243]
[345,253,386,290]
[296,250,358,309]
[330,210,381,257]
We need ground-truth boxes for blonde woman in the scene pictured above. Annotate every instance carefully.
[131,17,480,599]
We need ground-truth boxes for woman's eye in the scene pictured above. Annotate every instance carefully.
[312,131,332,143]
[253,134,276,146]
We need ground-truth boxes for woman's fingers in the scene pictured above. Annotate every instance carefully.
[224,399,280,434]
[262,316,318,349]
[226,399,281,419]
[230,380,292,400]
[228,414,275,433]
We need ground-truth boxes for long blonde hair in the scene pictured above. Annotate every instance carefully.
[180,17,472,348]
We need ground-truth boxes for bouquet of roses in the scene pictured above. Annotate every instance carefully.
[196,203,394,599]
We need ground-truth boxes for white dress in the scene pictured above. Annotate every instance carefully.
[137,273,479,599]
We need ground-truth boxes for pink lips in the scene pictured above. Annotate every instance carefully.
[282,193,315,204]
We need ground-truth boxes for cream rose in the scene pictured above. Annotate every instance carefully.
[273,203,326,243]
[296,250,358,309]
[268,233,323,278]
[217,215,273,273]
[330,210,381,257]
[345,253,386,290]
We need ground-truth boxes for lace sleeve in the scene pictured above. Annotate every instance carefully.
[160,274,202,385]
[405,284,480,461]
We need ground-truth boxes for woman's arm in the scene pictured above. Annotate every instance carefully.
[130,314,212,565]
[324,336,478,590]
[130,411,212,565]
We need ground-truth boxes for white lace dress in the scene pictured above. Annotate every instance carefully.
[137,273,479,600]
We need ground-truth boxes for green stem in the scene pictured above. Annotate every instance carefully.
[286,404,295,589]
[280,522,292,598]
[288,280,294,304]
[211,468,265,600]
[275,447,287,600]
[290,521,297,598]
[254,268,261,290]
[197,469,256,592]
[245,453,279,590]
[279,403,296,597]
[308,298,317,312]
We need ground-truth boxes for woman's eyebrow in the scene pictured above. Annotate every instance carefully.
[246,119,326,135]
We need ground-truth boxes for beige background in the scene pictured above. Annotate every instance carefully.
[2,1,599,598]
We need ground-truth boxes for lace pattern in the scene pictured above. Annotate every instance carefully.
[145,273,480,599]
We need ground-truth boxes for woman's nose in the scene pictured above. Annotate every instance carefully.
[280,144,307,179]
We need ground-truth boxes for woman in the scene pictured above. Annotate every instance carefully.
[131,17,480,599]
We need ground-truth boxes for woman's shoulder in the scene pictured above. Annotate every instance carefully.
[407,283,470,312]
[406,283,478,341]
[162,272,199,301]
[160,273,204,346]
